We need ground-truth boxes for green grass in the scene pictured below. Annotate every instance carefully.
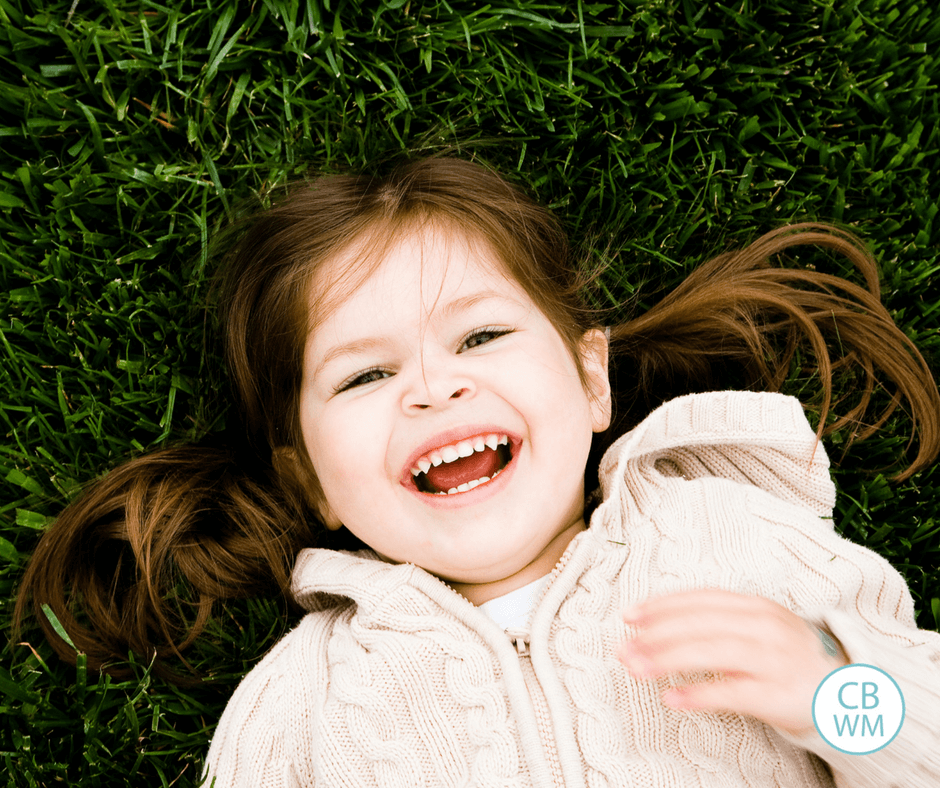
[2,0,939,784]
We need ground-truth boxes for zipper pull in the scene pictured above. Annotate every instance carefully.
[509,632,530,657]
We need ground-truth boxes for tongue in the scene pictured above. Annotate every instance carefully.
[424,447,502,491]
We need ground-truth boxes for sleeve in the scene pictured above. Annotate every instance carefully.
[201,630,307,788]
[603,391,940,786]
[765,504,940,788]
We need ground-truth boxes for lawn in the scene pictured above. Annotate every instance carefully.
[2,0,939,785]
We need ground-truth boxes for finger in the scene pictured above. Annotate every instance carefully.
[663,678,764,715]
[662,678,817,734]
[624,592,812,655]
[624,607,796,661]
[624,607,765,650]
[622,594,785,666]
[620,631,769,678]
[620,605,823,679]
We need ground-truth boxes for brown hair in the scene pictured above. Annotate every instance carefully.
[599,224,940,477]
[14,156,940,681]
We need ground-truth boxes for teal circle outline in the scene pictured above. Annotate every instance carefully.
[811,663,905,755]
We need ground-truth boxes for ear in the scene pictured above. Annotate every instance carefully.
[578,328,612,433]
[272,447,344,531]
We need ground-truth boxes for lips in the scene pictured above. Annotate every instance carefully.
[401,427,519,497]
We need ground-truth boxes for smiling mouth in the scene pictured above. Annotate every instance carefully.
[410,434,513,495]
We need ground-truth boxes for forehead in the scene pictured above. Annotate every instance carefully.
[307,221,521,333]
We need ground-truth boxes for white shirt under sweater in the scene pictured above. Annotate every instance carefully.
[479,575,550,632]
[203,391,940,787]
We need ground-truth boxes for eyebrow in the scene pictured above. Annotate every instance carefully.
[314,337,388,378]
[313,289,518,377]
[440,290,514,319]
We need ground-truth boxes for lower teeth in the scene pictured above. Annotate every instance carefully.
[436,467,503,495]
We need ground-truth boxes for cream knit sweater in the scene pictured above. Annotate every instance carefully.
[203,391,940,787]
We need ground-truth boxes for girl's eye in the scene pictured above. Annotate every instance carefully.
[460,327,512,352]
[335,367,391,393]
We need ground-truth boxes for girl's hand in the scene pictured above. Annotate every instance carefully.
[618,589,848,736]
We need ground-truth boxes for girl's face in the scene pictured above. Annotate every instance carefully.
[297,224,610,603]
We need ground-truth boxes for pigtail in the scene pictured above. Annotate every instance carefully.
[13,441,320,681]
[607,223,940,480]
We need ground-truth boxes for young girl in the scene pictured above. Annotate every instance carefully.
[16,157,940,786]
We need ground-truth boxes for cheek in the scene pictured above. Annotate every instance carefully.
[305,406,390,503]
[521,345,590,413]
[309,423,357,481]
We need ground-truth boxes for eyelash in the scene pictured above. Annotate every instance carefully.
[333,327,513,394]
[334,366,390,394]
[459,326,512,351]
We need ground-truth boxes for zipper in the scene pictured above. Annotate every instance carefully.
[511,634,565,787]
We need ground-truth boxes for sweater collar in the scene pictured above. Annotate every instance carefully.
[291,547,438,614]
[289,522,601,624]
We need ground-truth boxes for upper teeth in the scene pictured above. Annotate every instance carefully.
[411,433,508,476]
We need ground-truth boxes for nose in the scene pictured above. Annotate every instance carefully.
[402,358,475,413]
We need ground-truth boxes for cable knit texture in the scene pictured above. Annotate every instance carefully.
[203,391,940,787]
